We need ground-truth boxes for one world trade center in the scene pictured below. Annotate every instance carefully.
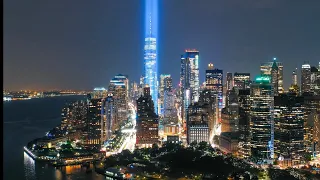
[144,0,158,114]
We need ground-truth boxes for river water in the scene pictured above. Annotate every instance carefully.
[3,96,105,180]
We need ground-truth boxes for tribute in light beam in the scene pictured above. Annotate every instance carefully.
[144,0,158,114]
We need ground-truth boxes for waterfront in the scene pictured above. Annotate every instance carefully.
[4,96,105,180]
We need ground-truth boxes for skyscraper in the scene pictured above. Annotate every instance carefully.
[180,49,200,131]
[310,66,320,95]
[61,100,87,133]
[222,88,239,132]
[271,60,279,96]
[238,89,251,158]
[92,87,108,99]
[130,81,139,102]
[274,94,304,164]
[186,103,211,144]
[108,74,129,125]
[289,69,299,95]
[260,58,283,94]
[301,62,311,94]
[233,73,251,90]
[163,90,177,124]
[205,63,223,108]
[144,0,158,114]
[292,69,298,86]
[101,94,117,142]
[303,93,320,153]
[250,76,274,162]
[226,72,233,91]
[136,87,159,148]
[86,95,103,148]
[159,74,172,115]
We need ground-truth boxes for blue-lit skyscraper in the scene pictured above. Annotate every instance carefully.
[144,0,158,114]
[180,50,200,132]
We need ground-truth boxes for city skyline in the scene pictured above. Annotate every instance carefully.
[4,0,320,90]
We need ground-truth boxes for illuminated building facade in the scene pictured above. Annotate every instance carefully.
[159,74,172,97]
[86,94,103,147]
[274,94,304,163]
[226,72,233,91]
[101,94,117,143]
[205,64,223,109]
[136,87,159,148]
[303,93,320,152]
[186,103,211,144]
[92,87,107,99]
[180,50,200,131]
[250,76,274,162]
[144,0,158,114]
[289,69,300,95]
[271,61,279,96]
[199,89,217,138]
[130,82,140,103]
[61,100,87,133]
[301,62,311,94]
[238,89,251,158]
[163,90,177,124]
[164,124,179,135]
[310,66,320,95]
[159,74,172,115]
[233,73,251,90]
[260,58,283,94]
[222,88,239,132]
[108,74,129,124]
[292,69,298,86]
[314,112,320,155]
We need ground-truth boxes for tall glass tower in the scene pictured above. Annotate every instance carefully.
[144,0,158,114]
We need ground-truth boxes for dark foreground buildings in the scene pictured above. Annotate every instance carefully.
[136,87,159,148]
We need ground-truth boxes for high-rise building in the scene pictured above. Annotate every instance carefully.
[205,64,223,108]
[274,94,304,164]
[144,0,158,114]
[238,89,251,158]
[260,58,283,94]
[233,73,251,90]
[180,49,200,131]
[222,88,239,132]
[314,112,320,156]
[226,72,233,91]
[140,76,144,86]
[163,90,177,124]
[101,94,117,143]
[292,69,298,86]
[86,95,103,148]
[199,89,217,137]
[250,76,274,162]
[159,74,172,115]
[61,100,87,133]
[130,82,139,102]
[289,69,299,95]
[310,66,320,95]
[301,62,311,94]
[159,74,172,96]
[108,75,129,125]
[186,103,212,144]
[136,87,159,148]
[92,87,108,99]
[303,93,320,153]
[271,60,279,96]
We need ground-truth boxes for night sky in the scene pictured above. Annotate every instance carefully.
[4,0,320,91]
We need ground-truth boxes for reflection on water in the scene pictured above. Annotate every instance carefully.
[24,152,36,180]
[24,152,105,180]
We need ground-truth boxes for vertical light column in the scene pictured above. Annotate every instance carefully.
[144,0,158,114]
